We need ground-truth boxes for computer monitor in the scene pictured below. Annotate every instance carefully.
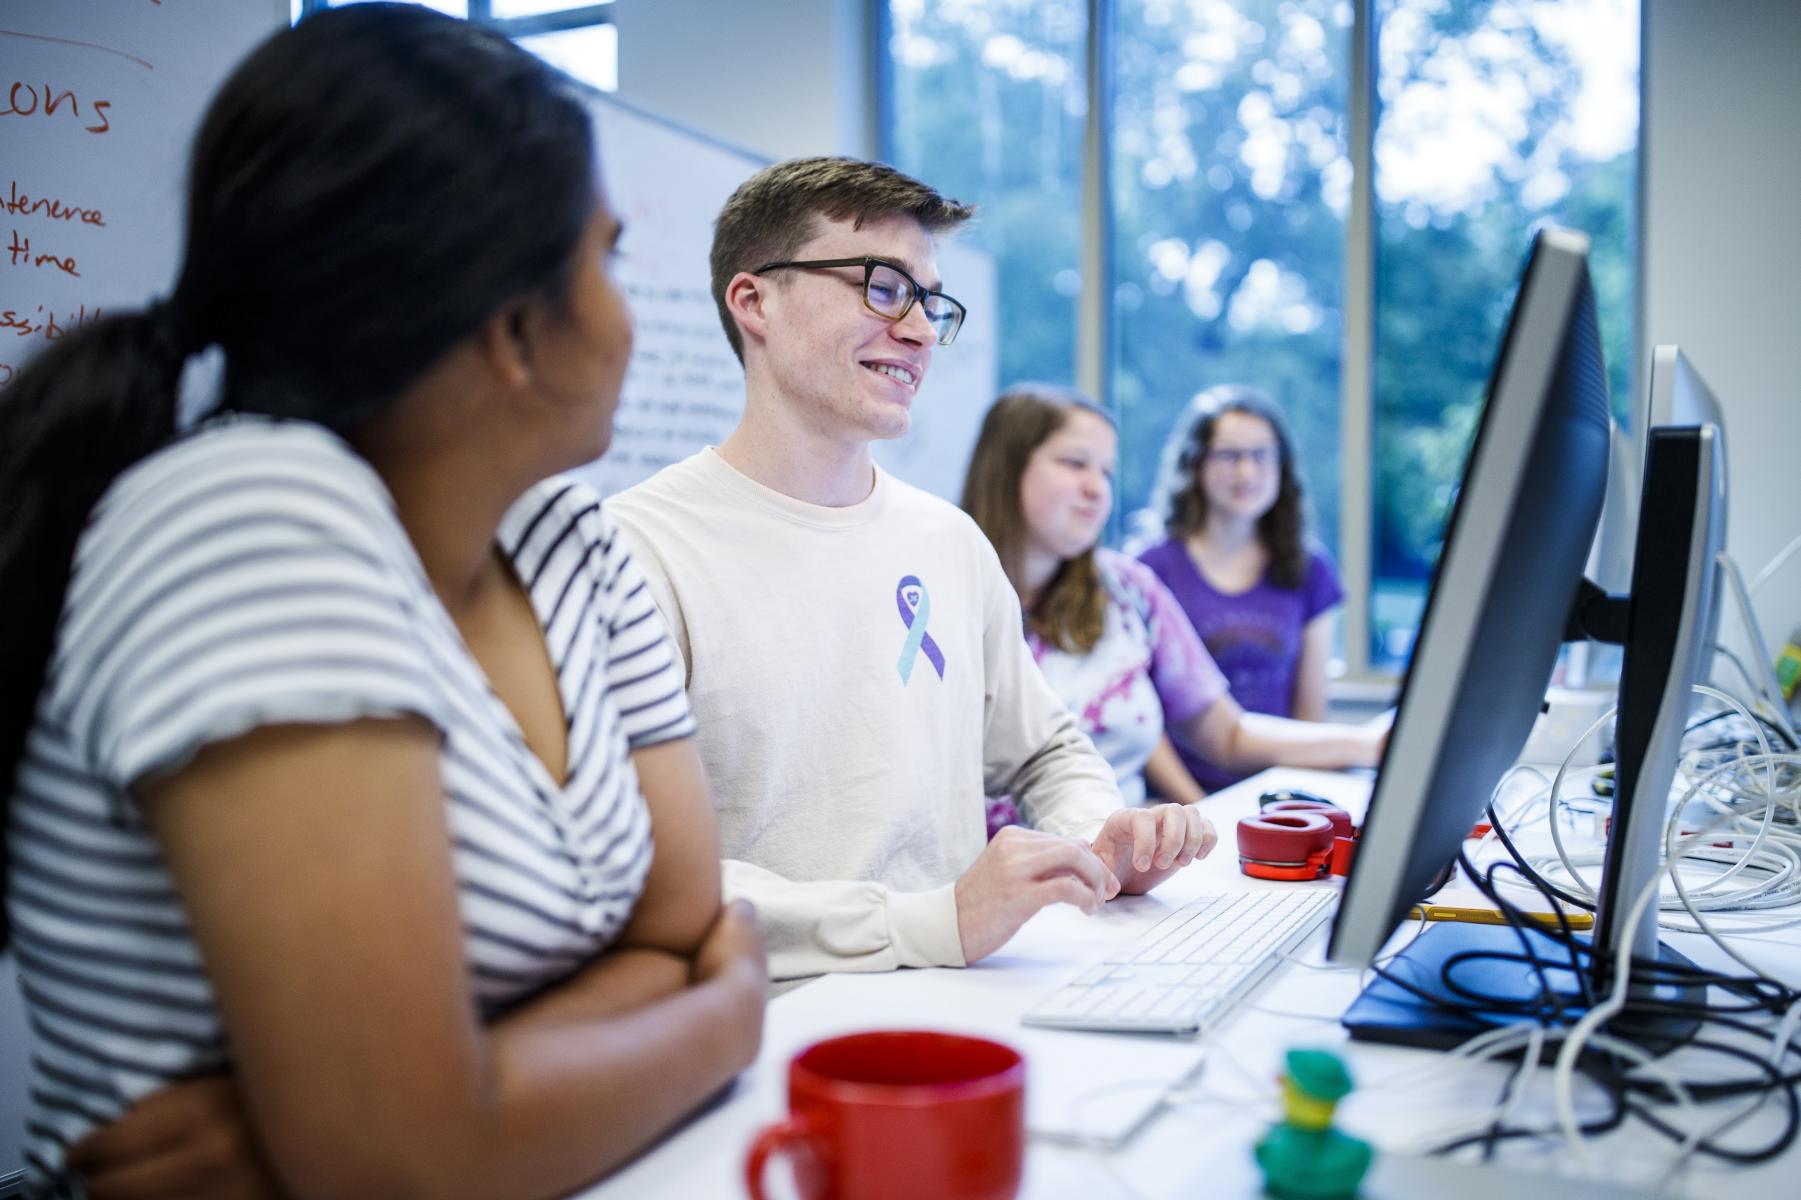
[1327,228,1725,1046]
[1589,347,1727,581]
[1653,348,1794,743]
[1577,346,1729,669]
[1650,344,1726,438]
[1588,347,1735,619]
[1591,346,1739,976]
[1598,419,1725,972]
[1329,227,1611,967]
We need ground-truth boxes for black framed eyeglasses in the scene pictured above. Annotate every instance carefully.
[751,256,967,346]
[1204,445,1280,469]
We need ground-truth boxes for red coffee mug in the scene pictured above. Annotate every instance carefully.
[744,1030,1026,1200]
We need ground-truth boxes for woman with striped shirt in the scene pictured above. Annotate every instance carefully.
[0,6,764,1197]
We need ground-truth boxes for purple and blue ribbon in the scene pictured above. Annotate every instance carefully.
[895,574,945,684]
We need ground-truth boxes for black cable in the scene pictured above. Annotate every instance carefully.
[1749,710,1799,753]
[1630,1006,1801,1045]
[1477,787,1800,1001]
[1626,1097,1797,1164]
[1396,988,1801,1161]
[1599,1036,1800,1163]
[1485,799,1598,911]
[1685,709,1738,737]
[1628,990,1790,1017]
[1404,911,1797,1157]
[1591,1033,1797,1101]
[1687,701,1797,754]
[1365,958,1512,1024]
[1429,1060,1630,1156]
[1623,972,1797,1015]
[1595,691,1795,766]
[1420,892,1793,1027]
[1440,856,1574,1020]
[1385,753,1801,1168]
[1434,951,1580,1020]
[1466,854,1595,1007]
[1434,1027,1800,1164]
[1483,1053,1535,1161]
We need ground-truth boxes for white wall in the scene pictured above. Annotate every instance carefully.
[612,0,874,161]
[1644,0,1801,645]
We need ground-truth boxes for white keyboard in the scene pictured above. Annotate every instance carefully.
[1022,889,1337,1034]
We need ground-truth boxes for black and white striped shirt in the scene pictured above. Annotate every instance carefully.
[6,417,693,1191]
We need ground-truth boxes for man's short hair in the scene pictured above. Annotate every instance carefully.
[710,156,975,362]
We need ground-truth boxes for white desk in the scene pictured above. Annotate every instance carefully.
[580,768,1801,1199]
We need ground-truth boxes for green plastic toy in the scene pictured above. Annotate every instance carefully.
[1253,1048,1374,1200]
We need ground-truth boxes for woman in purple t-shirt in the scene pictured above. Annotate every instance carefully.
[963,384,1383,825]
[1135,386,1343,792]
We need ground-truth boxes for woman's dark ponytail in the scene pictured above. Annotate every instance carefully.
[0,305,200,946]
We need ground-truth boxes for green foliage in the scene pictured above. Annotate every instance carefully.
[887,0,1087,388]
[885,0,1638,667]
[1108,1,1350,552]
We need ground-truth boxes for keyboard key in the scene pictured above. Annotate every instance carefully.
[1146,990,1195,1019]
[1119,991,1160,1017]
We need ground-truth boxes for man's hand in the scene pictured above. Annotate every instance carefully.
[1091,804,1217,896]
[955,825,1120,962]
[67,1074,281,1200]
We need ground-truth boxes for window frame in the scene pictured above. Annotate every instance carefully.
[876,0,1643,686]
[296,1,615,43]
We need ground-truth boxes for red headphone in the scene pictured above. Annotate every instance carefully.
[1235,792,1477,887]
[1237,798,1359,881]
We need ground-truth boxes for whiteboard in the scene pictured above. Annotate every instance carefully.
[0,0,287,389]
[575,92,999,503]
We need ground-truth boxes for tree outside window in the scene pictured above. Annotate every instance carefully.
[884,0,1637,678]
[1371,0,1638,669]
[886,0,1088,391]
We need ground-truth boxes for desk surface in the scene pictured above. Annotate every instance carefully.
[580,769,1801,1200]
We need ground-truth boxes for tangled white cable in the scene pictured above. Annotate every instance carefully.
[1507,684,1801,921]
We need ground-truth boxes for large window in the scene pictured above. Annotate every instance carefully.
[295,1,618,93]
[882,0,1639,679]
[886,0,1088,389]
[1370,0,1639,668]
[1110,0,1349,557]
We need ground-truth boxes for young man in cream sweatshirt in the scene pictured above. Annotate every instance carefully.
[609,157,1219,980]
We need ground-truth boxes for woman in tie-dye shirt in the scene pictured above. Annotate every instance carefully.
[962,385,1384,829]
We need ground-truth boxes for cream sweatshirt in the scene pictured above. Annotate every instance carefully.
[608,449,1120,979]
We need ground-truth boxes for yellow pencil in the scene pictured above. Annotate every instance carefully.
[1408,904,1594,929]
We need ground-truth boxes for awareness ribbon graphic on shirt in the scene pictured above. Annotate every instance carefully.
[895,574,945,684]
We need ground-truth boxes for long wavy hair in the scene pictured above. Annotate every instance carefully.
[1147,385,1310,590]
[962,384,1115,653]
[0,3,598,948]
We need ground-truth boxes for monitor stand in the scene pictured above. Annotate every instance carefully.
[1342,922,1703,1052]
